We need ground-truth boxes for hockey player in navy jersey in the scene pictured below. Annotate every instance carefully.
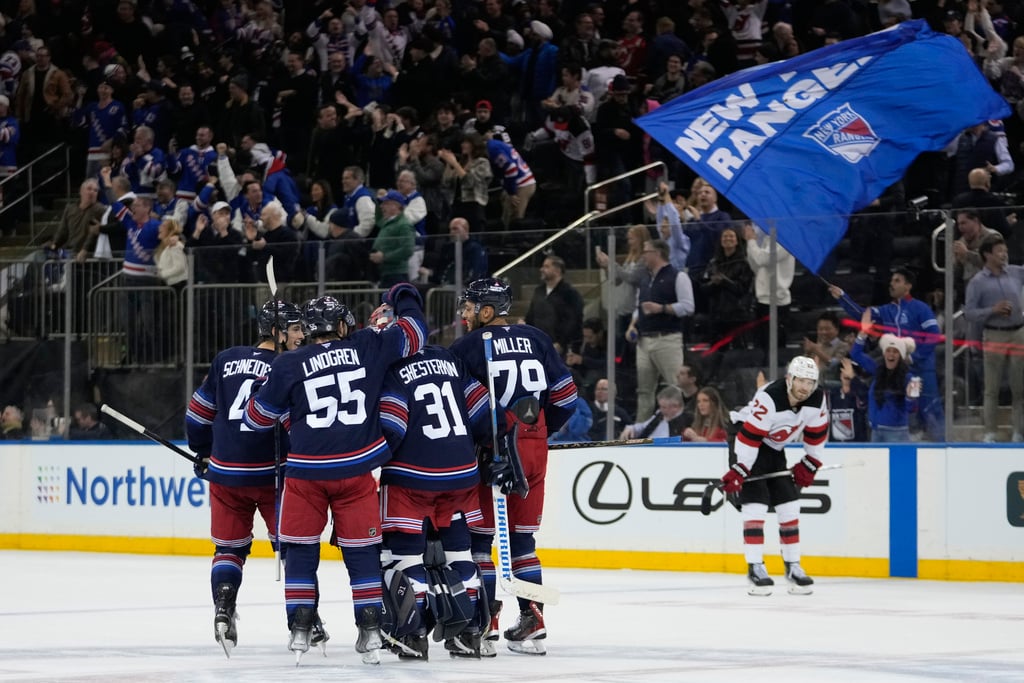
[244,286,427,665]
[450,278,578,656]
[186,299,304,657]
[722,355,829,596]
[374,302,492,660]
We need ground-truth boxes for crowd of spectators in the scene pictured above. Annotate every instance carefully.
[2,0,1024,441]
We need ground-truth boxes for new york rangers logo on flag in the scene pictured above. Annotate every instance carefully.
[637,20,1010,273]
[804,103,879,163]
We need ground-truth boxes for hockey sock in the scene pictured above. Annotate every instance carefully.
[471,531,496,604]
[283,542,319,627]
[210,542,249,600]
[341,543,384,624]
[776,500,801,563]
[742,503,769,564]
[510,532,542,612]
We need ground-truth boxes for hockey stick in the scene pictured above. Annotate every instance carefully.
[549,437,654,450]
[99,404,201,464]
[266,255,283,582]
[482,330,560,606]
[699,463,856,516]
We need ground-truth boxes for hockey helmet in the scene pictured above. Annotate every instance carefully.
[459,277,512,316]
[301,296,355,338]
[786,355,819,394]
[257,299,301,338]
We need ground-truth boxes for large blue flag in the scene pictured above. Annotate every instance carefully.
[636,20,1010,273]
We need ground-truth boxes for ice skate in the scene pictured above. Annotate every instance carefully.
[354,605,383,665]
[504,602,546,655]
[288,606,316,665]
[384,630,429,660]
[747,563,774,596]
[213,583,238,659]
[480,600,502,658]
[310,612,330,656]
[785,561,814,595]
[445,628,482,659]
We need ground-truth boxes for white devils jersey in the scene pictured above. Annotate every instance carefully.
[733,378,828,470]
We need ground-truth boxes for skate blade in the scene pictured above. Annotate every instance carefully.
[293,650,304,666]
[747,585,773,596]
[360,648,381,665]
[215,624,233,659]
[787,584,814,595]
[507,640,546,656]
[382,633,427,660]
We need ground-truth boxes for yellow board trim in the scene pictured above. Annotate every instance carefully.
[917,559,1024,582]
[2,534,1020,582]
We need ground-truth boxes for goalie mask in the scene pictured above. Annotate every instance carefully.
[369,303,396,331]
[786,355,819,397]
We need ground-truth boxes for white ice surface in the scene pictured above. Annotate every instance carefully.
[1,550,1022,682]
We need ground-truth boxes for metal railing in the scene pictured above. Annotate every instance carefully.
[0,144,72,246]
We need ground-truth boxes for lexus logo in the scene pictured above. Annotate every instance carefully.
[572,460,832,525]
[572,461,632,524]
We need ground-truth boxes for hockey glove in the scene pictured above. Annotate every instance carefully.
[193,456,211,479]
[721,463,749,495]
[486,455,514,494]
[382,282,423,309]
[792,455,822,488]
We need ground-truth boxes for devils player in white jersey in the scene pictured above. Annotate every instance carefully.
[721,356,828,595]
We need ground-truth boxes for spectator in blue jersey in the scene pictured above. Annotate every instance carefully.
[72,79,128,180]
[165,125,217,203]
[120,125,167,199]
[850,318,920,443]
[101,164,162,364]
[829,266,945,441]
[485,129,536,228]
[828,357,870,443]
[451,277,578,656]
[376,304,492,659]
[244,286,427,665]
[186,300,305,657]
[502,20,559,131]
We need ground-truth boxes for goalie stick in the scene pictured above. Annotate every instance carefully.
[482,330,560,606]
[699,463,855,515]
[266,256,283,582]
[100,404,201,464]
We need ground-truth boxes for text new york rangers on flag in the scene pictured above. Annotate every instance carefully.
[636,20,1011,273]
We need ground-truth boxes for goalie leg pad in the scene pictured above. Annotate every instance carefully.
[424,539,475,642]
[382,566,425,639]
